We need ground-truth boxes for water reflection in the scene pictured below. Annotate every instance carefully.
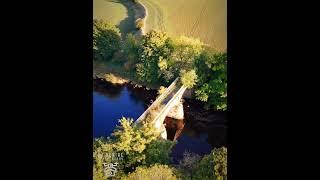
[93,79,124,99]
[93,80,226,162]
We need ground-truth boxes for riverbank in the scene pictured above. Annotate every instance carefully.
[93,60,161,90]
[94,77,226,126]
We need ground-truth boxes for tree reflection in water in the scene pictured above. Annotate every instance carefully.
[127,85,158,109]
[93,79,124,99]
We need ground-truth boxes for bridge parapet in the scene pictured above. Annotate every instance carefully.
[135,78,179,124]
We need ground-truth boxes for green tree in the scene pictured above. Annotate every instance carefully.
[122,33,140,69]
[111,117,159,168]
[93,117,177,178]
[93,19,121,61]
[195,50,227,110]
[123,164,178,180]
[144,139,175,166]
[193,147,227,180]
[136,30,173,84]
[158,36,203,83]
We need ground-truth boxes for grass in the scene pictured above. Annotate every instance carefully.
[93,0,226,51]
[139,0,227,52]
[93,0,136,37]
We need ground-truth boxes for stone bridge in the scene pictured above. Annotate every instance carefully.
[135,78,187,139]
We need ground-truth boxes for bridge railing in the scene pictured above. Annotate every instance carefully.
[153,85,187,128]
[135,78,179,124]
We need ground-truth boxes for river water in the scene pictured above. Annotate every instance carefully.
[93,79,226,163]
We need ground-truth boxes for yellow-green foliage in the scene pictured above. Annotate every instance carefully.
[93,117,176,179]
[123,164,178,180]
[213,147,227,179]
[136,30,172,84]
[193,147,227,180]
[157,86,167,96]
[93,139,123,180]
[111,117,159,167]
[180,70,198,88]
[135,18,144,30]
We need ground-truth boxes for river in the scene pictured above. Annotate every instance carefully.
[93,79,226,163]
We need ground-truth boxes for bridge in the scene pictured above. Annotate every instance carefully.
[135,78,187,139]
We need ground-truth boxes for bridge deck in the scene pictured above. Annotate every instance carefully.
[135,78,181,124]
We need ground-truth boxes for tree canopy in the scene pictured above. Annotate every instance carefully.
[93,19,121,61]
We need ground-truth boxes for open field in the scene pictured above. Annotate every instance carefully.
[93,0,136,37]
[93,0,226,51]
[140,0,227,51]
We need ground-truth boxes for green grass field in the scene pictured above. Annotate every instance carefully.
[93,0,226,51]
[93,0,136,37]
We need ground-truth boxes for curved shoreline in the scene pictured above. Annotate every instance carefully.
[133,0,148,35]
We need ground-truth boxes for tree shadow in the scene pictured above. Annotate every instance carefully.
[105,0,137,39]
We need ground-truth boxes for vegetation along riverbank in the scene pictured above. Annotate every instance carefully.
[93,0,227,179]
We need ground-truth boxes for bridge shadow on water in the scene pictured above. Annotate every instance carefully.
[165,99,227,164]
[105,0,137,39]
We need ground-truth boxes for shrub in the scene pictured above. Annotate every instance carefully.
[193,147,227,180]
[123,164,178,180]
[178,151,202,179]
[213,147,227,179]
[135,18,144,30]
[157,86,167,96]
[122,33,140,70]
[144,139,175,166]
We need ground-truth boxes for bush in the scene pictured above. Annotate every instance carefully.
[157,86,167,96]
[193,147,227,180]
[144,139,175,166]
[122,33,140,69]
[178,151,201,179]
[93,19,121,61]
[213,147,227,179]
[180,69,198,88]
[135,18,144,30]
[124,164,178,180]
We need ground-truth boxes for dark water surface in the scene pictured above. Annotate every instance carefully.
[93,80,226,162]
